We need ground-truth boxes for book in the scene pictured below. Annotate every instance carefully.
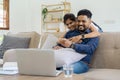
[0,62,18,75]
[0,68,18,75]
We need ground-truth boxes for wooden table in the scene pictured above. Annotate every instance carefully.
[0,73,85,80]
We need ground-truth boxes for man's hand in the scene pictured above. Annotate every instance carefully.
[60,39,73,48]
[53,46,63,50]
[69,35,82,43]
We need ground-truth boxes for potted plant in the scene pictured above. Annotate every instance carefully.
[42,8,48,22]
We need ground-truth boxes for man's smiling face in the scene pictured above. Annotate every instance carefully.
[77,15,91,32]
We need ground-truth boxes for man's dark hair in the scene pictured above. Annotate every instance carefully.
[77,9,92,19]
[63,13,76,24]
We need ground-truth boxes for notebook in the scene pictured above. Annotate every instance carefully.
[15,49,62,76]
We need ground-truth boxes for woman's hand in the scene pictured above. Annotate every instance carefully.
[57,38,67,45]
[69,35,82,43]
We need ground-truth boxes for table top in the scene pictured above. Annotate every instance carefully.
[0,73,85,80]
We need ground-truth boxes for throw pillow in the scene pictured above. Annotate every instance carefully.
[0,35,31,59]
[54,48,87,67]
[41,34,58,49]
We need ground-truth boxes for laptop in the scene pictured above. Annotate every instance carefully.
[15,49,62,76]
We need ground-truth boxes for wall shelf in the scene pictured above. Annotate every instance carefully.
[41,2,71,32]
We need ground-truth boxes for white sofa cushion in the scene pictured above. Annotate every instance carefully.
[55,48,86,67]
[41,34,58,49]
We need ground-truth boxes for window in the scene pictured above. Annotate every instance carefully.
[0,0,9,30]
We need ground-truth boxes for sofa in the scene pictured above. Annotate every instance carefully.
[40,32,120,80]
[80,32,120,80]
[3,31,40,63]
[3,32,120,80]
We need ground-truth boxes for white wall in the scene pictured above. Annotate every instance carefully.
[0,0,120,35]
[68,0,120,32]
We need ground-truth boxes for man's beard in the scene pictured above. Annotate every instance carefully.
[78,25,86,32]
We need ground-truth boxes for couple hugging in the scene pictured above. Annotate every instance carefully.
[53,9,103,74]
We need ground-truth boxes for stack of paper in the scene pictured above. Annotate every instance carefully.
[0,62,18,75]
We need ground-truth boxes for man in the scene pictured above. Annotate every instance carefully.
[69,9,103,43]
[57,9,99,74]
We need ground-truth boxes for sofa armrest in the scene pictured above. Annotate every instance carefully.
[0,59,3,67]
[3,49,17,63]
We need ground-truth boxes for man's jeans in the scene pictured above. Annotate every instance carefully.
[72,61,89,74]
[56,61,89,74]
